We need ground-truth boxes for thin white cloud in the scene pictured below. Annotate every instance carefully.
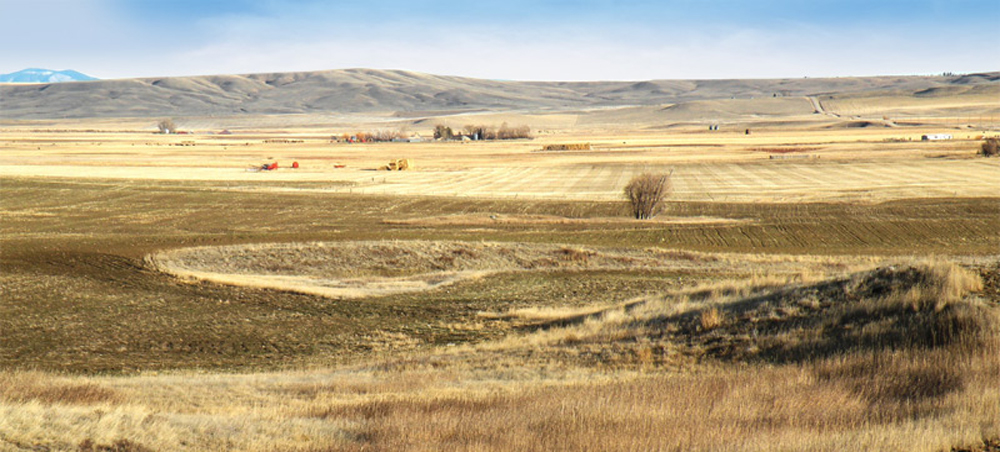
[2,0,996,80]
[158,18,992,82]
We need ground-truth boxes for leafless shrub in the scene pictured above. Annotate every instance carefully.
[624,171,673,219]
[496,122,532,140]
[156,119,175,134]
[981,138,999,157]
[370,129,404,142]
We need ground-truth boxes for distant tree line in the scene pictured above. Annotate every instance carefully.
[339,128,409,143]
[434,122,532,141]
[334,123,533,143]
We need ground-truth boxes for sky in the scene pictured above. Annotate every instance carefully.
[2,0,998,81]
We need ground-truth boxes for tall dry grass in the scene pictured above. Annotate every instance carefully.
[0,372,121,405]
[0,260,996,451]
[7,357,992,451]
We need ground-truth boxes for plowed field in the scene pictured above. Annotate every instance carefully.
[2,177,997,372]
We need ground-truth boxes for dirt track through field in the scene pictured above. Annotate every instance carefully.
[149,241,770,299]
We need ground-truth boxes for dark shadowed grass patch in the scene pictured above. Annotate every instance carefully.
[0,374,121,405]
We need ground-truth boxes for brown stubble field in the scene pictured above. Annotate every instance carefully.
[1,97,999,451]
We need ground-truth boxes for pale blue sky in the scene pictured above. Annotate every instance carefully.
[2,0,997,80]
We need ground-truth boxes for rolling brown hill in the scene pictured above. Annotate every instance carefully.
[1,68,997,119]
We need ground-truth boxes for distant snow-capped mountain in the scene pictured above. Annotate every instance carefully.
[0,68,97,83]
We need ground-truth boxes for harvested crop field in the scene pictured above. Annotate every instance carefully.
[259,159,1000,202]
[3,158,998,202]
[2,124,998,204]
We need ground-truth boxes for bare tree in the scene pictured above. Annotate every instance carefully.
[369,129,404,142]
[497,122,532,140]
[157,119,176,134]
[481,125,498,140]
[463,124,480,140]
[624,171,673,219]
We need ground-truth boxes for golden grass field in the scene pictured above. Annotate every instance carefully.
[1,88,999,451]
[2,106,997,203]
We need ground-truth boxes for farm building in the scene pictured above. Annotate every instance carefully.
[921,134,952,141]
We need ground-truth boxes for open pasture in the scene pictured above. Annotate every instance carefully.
[3,171,997,374]
[1,92,999,450]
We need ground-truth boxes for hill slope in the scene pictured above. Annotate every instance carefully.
[1,68,997,119]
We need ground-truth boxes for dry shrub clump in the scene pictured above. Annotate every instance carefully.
[981,137,999,157]
[887,260,984,311]
[542,143,591,151]
[623,171,672,219]
[156,118,175,134]
[699,307,724,330]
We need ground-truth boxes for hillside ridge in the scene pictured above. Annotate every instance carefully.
[2,68,997,119]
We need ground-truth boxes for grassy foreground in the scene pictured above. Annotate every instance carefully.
[0,261,997,451]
